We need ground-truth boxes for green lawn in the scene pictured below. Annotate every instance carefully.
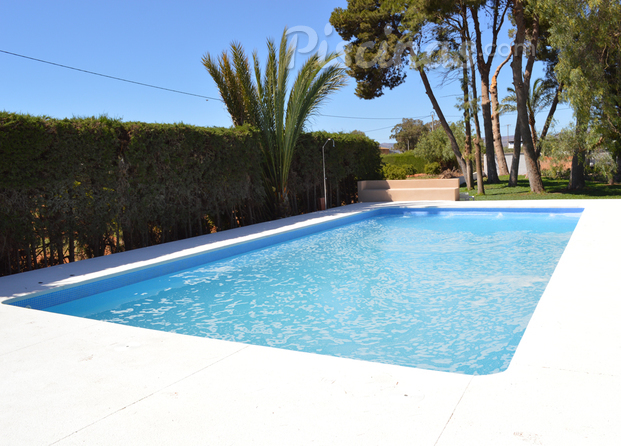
[461,176,621,200]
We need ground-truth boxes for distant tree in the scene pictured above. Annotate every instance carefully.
[412,123,464,171]
[424,119,441,132]
[390,118,429,152]
[202,28,347,216]
[350,130,366,136]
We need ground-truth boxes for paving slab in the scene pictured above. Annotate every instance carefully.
[55,345,471,446]
[436,366,621,446]
[0,315,246,445]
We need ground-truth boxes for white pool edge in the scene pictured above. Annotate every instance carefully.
[0,200,586,303]
[1,199,620,445]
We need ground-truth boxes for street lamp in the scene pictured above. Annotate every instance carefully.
[430,111,435,130]
[321,138,334,210]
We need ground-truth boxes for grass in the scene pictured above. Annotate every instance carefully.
[461,175,621,200]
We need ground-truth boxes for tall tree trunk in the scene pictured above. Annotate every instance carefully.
[569,152,586,190]
[480,78,500,183]
[536,82,563,158]
[491,52,512,176]
[470,94,485,194]
[463,131,474,190]
[418,67,467,175]
[528,109,538,150]
[511,0,545,193]
[569,116,587,190]
[462,86,474,190]
[460,4,474,190]
[467,47,485,194]
[508,115,522,187]
[474,132,485,194]
[614,152,621,183]
[471,4,508,184]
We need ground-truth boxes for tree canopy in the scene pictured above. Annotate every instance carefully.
[413,122,465,170]
[331,0,475,174]
[390,118,429,151]
[536,0,621,188]
[330,0,621,190]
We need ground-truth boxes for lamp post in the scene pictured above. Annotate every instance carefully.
[321,138,334,210]
[430,111,435,130]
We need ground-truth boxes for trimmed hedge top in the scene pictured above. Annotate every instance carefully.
[0,112,381,275]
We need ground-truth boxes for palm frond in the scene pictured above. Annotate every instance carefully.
[203,27,347,216]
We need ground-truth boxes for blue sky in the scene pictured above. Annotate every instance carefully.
[1,0,573,144]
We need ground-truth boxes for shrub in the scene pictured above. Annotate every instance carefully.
[424,162,442,175]
[382,164,407,179]
[586,150,617,183]
[542,166,570,179]
[412,124,463,170]
[402,164,418,176]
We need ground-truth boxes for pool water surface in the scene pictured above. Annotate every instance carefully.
[39,209,581,375]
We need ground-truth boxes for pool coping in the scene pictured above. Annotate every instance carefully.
[1,199,620,445]
[3,205,584,311]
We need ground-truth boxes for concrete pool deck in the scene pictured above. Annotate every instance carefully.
[1,199,620,445]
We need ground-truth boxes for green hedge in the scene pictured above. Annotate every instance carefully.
[0,112,381,275]
[290,131,382,210]
[381,152,426,173]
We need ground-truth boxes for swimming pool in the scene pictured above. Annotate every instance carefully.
[5,208,581,375]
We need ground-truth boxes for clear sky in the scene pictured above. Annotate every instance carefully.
[1,0,573,145]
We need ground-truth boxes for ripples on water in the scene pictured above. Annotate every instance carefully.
[77,211,579,375]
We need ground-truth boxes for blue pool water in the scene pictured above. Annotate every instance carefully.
[16,209,581,375]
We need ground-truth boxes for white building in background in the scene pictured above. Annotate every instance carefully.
[484,136,527,175]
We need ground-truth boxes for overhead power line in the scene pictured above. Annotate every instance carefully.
[363,125,399,133]
[318,113,448,122]
[0,49,223,101]
[362,115,462,134]
[318,113,428,121]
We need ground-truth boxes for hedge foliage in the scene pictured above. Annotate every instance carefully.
[381,152,425,179]
[0,112,381,276]
[381,152,427,173]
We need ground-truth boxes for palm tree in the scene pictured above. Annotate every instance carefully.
[500,78,556,149]
[202,42,258,127]
[202,28,347,217]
